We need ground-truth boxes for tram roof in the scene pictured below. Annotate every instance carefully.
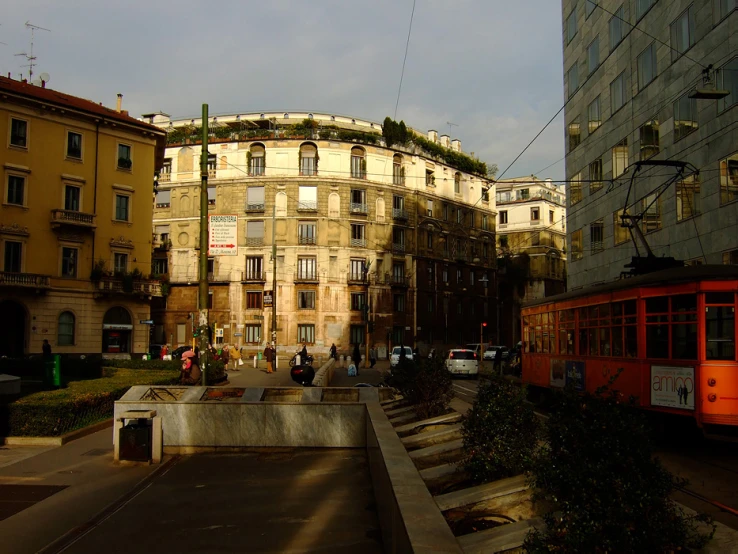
[523,264,738,309]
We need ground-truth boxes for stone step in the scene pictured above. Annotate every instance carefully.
[434,475,529,512]
[385,404,415,417]
[380,395,405,406]
[408,438,464,461]
[401,424,462,449]
[419,462,460,482]
[457,517,545,554]
[388,412,417,425]
[395,412,462,434]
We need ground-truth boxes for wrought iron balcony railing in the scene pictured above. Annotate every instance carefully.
[392,208,408,220]
[350,238,366,247]
[245,237,264,247]
[96,276,162,296]
[294,271,319,283]
[299,236,317,245]
[350,203,368,214]
[241,271,266,282]
[245,202,265,212]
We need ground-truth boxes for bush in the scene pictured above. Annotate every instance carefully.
[0,356,104,381]
[525,373,715,552]
[103,358,225,381]
[461,376,539,483]
[390,357,453,419]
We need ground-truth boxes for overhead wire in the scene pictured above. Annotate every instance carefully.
[394,0,417,120]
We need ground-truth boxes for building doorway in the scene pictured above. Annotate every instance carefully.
[102,307,132,354]
[0,300,26,357]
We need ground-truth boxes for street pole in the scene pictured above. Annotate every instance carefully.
[364,260,371,368]
[198,104,209,386]
[271,196,277,353]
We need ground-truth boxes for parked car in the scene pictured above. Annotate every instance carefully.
[483,346,509,361]
[465,343,483,357]
[390,346,414,368]
[445,348,479,377]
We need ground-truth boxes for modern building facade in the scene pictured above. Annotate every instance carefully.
[147,112,496,357]
[0,77,165,357]
[562,0,738,289]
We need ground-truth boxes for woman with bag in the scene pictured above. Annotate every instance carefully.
[230,345,241,370]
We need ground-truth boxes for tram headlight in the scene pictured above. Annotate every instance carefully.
[708,393,717,402]
[708,378,717,387]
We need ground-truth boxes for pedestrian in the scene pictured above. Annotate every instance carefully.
[369,345,377,368]
[160,344,168,360]
[264,342,274,374]
[230,344,241,370]
[222,345,230,368]
[300,342,309,363]
[330,343,337,360]
[42,339,52,359]
[352,343,361,376]
[180,351,201,385]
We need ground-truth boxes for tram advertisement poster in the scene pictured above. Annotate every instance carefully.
[550,359,566,388]
[565,361,586,391]
[650,365,695,411]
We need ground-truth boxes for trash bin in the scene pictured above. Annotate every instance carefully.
[119,419,152,462]
[44,355,61,387]
[258,352,263,360]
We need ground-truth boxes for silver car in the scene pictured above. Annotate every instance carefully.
[390,346,414,368]
[445,349,479,377]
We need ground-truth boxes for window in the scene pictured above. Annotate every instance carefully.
[4,241,22,272]
[454,172,461,194]
[613,209,630,245]
[297,324,315,345]
[531,207,540,222]
[609,6,624,51]
[65,185,81,211]
[517,188,530,200]
[152,258,168,275]
[207,186,216,206]
[66,131,82,159]
[246,220,264,246]
[10,118,28,148]
[646,295,698,360]
[637,43,657,90]
[394,293,406,312]
[456,208,463,224]
[720,153,738,204]
[298,290,316,309]
[393,262,405,281]
[61,247,78,277]
[586,0,598,17]
[246,186,265,211]
[587,38,599,74]
[549,210,555,224]
[250,144,265,176]
[568,119,581,151]
[571,229,583,261]
[589,159,603,193]
[482,215,488,230]
[245,256,263,280]
[114,252,128,274]
[706,293,735,360]
[351,147,366,179]
[350,223,365,247]
[298,186,318,211]
[207,153,217,176]
[246,291,262,309]
[456,269,462,284]
[587,97,601,133]
[566,9,577,44]
[567,63,579,98]
[612,138,628,178]
[350,258,366,281]
[300,143,318,176]
[610,71,626,113]
[641,193,662,233]
[636,0,655,20]
[350,325,365,346]
[298,221,317,245]
[392,227,405,251]
[724,249,738,264]
[244,324,261,344]
[115,194,130,221]
[718,58,738,112]
[297,257,317,280]
[7,174,25,205]
[714,0,737,23]
[569,172,582,205]
[393,154,404,185]
[670,7,694,61]
[351,293,366,311]
[56,311,75,346]
[425,167,435,186]
[673,94,698,141]
[350,189,367,213]
[676,174,701,221]
[427,230,433,248]
[443,204,449,220]
[590,219,604,253]
[639,119,659,160]
[426,199,433,217]
[117,144,132,169]
[155,190,170,208]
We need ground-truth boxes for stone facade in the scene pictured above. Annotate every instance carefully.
[562,1,738,289]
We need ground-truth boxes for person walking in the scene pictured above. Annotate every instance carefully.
[352,343,361,376]
[160,344,168,360]
[369,345,377,369]
[230,344,241,370]
[42,339,52,359]
[264,343,274,374]
[329,343,337,360]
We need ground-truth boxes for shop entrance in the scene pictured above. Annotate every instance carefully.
[0,300,26,357]
[102,307,132,354]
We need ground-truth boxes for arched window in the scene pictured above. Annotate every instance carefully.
[351,147,366,179]
[250,143,265,176]
[58,311,75,346]
[299,142,318,176]
[393,154,404,185]
[454,172,462,194]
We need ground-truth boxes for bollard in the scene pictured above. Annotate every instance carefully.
[275,355,279,370]
[339,354,345,367]
[254,355,257,368]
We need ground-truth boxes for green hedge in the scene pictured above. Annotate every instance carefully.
[103,358,225,382]
[0,368,179,437]
[0,356,104,380]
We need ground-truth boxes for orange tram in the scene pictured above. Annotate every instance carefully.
[520,265,738,438]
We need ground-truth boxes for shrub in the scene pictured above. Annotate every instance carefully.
[389,357,453,419]
[525,373,715,552]
[461,376,539,483]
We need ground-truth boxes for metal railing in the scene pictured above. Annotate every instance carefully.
[294,271,319,283]
[159,173,171,182]
[392,242,405,253]
[350,238,366,247]
[387,274,410,287]
[0,272,51,288]
[392,208,408,220]
[246,237,264,247]
[297,201,318,211]
[51,209,96,227]
[245,202,265,212]
[347,273,366,284]
[241,271,266,282]
[96,276,162,296]
[350,203,368,214]
[299,236,317,245]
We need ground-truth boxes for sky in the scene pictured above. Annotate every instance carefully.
[1,0,565,181]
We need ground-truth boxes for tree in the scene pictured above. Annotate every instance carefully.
[486,164,499,178]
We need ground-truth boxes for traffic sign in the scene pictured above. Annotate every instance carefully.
[234,332,243,337]
[139,320,154,325]
[209,214,238,256]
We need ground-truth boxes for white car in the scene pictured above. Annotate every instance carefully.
[390,346,414,368]
[445,349,479,377]
[483,346,509,361]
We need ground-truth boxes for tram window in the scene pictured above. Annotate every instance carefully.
[706,292,734,305]
[579,329,588,356]
[612,326,624,357]
[706,306,735,360]
[588,328,598,356]
[672,323,698,360]
[599,303,610,317]
[624,300,636,315]
[625,326,638,357]
[672,294,697,313]
[647,324,669,359]
[646,297,669,313]
[599,328,611,356]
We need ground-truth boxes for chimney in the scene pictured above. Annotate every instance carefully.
[451,139,461,152]
[439,134,450,148]
[428,129,438,142]
[116,93,123,113]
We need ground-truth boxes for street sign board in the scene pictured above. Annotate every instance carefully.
[139,320,154,325]
[208,214,238,256]
[264,291,273,307]
[215,328,224,338]
[234,332,243,337]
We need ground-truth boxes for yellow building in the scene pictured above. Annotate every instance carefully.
[0,77,165,357]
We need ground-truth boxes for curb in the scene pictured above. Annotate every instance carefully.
[2,418,113,447]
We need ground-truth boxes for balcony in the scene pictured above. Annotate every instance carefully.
[245,202,265,212]
[392,208,408,221]
[0,271,51,289]
[50,209,96,230]
[95,276,162,297]
[246,237,264,247]
[387,274,410,287]
[294,271,319,284]
[153,239,171,252]
[159,173,171,182]
[350,203,368,215]
[350,238,366,248]
[392,243,405,254]
[297,201,318,212]
[241,271,266,283]
[299,236,316,245]
[347,273,367,284]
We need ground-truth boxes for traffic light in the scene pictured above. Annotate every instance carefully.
[482,322,488,327]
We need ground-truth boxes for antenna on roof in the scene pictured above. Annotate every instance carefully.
[446,121,458,136]
[15,21,51,82]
